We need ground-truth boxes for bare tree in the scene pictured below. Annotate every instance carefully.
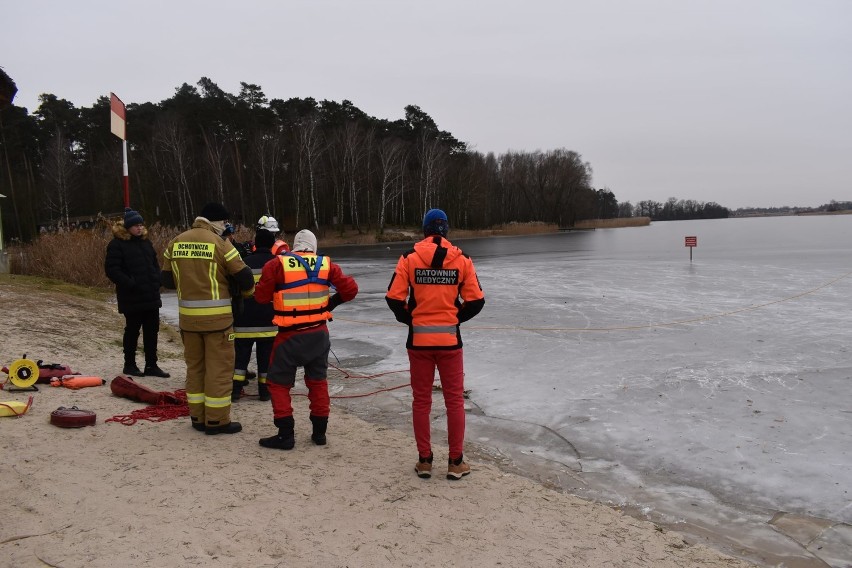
[41,128,76,228]
[376,136,408,233]
[142,140,173,220]
[292,117,324,231]
[617,201,634,218]
[323,128,345,230]
[547,149,593,226]
[497,151,535,223]
[153,115,195,226]
[452,152,488,228]
[416,132,447,216]
[250,128,286,214]
[200,126,229,204]
[496,149,593,226]
[324,121,371,232]
[342,121,370,232]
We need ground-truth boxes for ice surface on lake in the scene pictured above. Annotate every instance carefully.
[327,216,852,565]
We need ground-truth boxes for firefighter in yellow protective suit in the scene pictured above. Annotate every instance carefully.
[162,202,255,435]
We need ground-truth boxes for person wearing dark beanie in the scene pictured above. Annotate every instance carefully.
[386,207,485,480]
[161,201,255,435]
[105,208,170,378]
[422,208,449,237]
[253,228,276,249]
[200,202,229,222]
[230,228,278,403]
[123,207,144,228]
[198,202,230,238]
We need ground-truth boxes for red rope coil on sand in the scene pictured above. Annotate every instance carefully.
[106,390,189,426]
[106,365,412,425]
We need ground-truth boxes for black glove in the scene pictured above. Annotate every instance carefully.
[327,293,343,312]
[386,298,412,325]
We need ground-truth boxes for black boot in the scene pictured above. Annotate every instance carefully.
[231,380,244,402]
[123,362,144,377]
[205,421,242,435]
[259,416,295,450]
[257,382,271,402]
[144,364,170,378]
[310,415,328,446]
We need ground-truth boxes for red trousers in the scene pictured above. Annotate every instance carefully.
[268,380,329,419]
[267,328,331,419]
[408,348,465,460]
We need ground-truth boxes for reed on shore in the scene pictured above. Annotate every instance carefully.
[6,219,646,287]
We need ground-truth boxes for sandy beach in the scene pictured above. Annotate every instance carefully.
[0,277,755,567]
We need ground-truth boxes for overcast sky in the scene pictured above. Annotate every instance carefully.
[3,0,850,209]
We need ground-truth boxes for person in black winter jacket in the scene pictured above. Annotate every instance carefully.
[231,228,277,402]
[105,208,170,378]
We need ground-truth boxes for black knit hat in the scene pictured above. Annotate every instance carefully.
[254,229,276,249]
[200,202,229,222]
[123,207,144,227]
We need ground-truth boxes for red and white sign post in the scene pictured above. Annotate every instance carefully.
[110,93,129,208]
[685,235,697,262]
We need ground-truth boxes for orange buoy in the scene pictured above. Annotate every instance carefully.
[50,376,105,389]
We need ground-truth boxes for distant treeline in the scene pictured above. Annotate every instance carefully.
[0,72,731,242]
[735,201,852,216]
[628,198,730,221]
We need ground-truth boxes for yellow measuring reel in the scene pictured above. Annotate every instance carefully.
[4,358,39,390]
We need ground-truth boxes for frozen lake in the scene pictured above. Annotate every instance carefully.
[162,215,852,566]
[322,216,852,567]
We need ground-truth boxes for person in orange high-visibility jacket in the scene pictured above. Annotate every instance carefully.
[254,229,358,450]
[161,202,255,435]
[385,208,484,480]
